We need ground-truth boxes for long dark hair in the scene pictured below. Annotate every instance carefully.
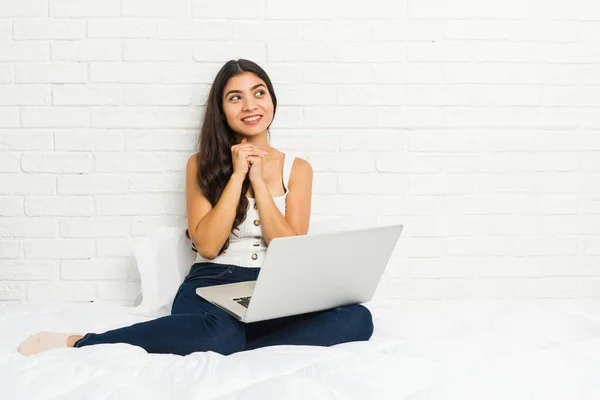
[185,59,278,256]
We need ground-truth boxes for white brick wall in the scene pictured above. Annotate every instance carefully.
[1,0,599,304]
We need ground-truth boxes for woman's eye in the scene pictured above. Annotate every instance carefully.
[230,95,241,101]
[255,90,265,96]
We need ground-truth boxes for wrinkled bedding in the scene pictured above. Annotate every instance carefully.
[2,298,600,400]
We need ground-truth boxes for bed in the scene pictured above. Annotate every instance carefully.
[2,297,600,399]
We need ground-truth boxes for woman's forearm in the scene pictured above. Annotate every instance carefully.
[252,181,297,245]
[192,173,246,259]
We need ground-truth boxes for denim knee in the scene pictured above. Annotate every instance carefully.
[339,304,374,342]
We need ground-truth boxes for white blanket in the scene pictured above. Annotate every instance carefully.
[2,299,600,400]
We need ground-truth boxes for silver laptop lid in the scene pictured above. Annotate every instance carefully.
[243,224,403,323]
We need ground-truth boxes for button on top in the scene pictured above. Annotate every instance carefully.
[253,204,258,210]
[253,219,260,226]
[251,253,258,260]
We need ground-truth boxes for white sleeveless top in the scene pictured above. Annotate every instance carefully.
[195,153,295,268]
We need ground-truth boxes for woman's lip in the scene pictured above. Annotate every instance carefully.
[242,115,263,125]
[242,115,262,121]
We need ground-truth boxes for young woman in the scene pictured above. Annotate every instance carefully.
[17,59,373,357]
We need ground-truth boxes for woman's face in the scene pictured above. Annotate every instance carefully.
[222,72,274,138]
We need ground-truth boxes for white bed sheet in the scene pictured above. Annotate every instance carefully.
[2,298,600,400]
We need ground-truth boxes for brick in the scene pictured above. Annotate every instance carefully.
[0,241,22,258]
[0,175,55,195]
[377,153,445,173]
[123,0,191,17]
[304,107,376,128]
[374,21,441,42]
[21,152,92,173]
[0,261,55,280]
[303,22,370,42]
[0,131,52,150]
[443,194,578,215]
[338,174,409,194]
[193,43,266,63]
[194,0,265,18]
[0,84,49,106]
[582,238,600,256]
[95,195,167,216]
[377,195,443,216]
[49,0,121,17]
[0,42,49,61]
[0,107,19,127]
[55,130,124,151]
[25,196,94,217]
[165,193,186,215]
[0,0,47,17]
[123,40,192,61]
[122,85,196,106]
[266,0,336,19]
[0,217,57,238]
[270,131,338,152]
[24,239,94,259]
[129,172,185,192]
[276,84,336,106]
[311,173,338,194]
[580,197,600,214]
[337,85,404,106]
[233,22,300,42]
[51,41,121,62]
[60,218,130,238]
[14,19,84,40]
[312,194,377,215]
[510,278,590,299]
[58,175,128,195]
[94,152,188,172]
[52,85,121,106]
[340,131,408,152]
[158,20,231,40]
[91,106,201,128]
[0,64,13,83]
[125,130,195,151]
[374,64,442,84]
[161,62,221,84]
[337,43,406,63]
[87,19,157,39]
[0,152,20,172]
[15,63,87,83]
[407,0,478,19]
[0,197,24,216]
[307,154,375,172]
[0,283,26,300]
[335,0,406,19]
[90,62,163,83]
[303,63,373,84]
[22,107,90,128]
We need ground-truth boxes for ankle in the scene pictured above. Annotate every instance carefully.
[67,335,84,348]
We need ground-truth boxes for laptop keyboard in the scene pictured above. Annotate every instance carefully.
[233,296,251,308]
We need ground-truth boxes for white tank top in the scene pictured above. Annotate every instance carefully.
[195,153,296,268]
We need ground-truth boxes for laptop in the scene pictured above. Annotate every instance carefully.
[196,224,403,323]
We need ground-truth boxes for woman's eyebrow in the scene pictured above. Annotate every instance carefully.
[224,83,266,98]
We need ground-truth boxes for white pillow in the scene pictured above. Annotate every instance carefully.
[131,226,196,317]
[130,216,359,317]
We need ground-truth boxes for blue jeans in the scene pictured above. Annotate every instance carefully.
[74,263,374,356]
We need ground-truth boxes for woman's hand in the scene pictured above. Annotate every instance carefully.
[231,138,267,178]
[247,155,264,184]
